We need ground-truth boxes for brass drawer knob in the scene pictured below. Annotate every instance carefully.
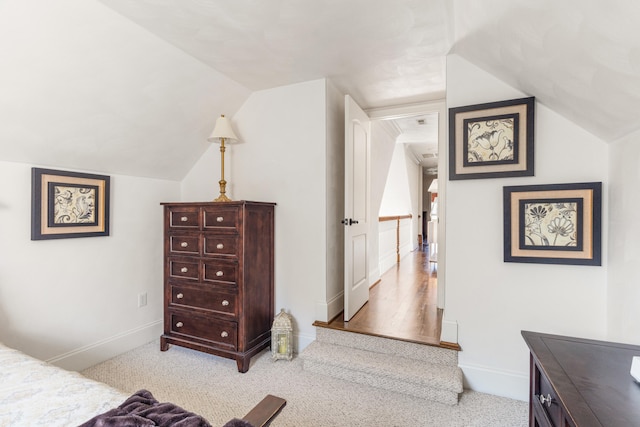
[216,216,224,222]
[221,300,229,306]
[180,216,188,222]
[216,243,224,249]
[181,242,188,248]
[216,270,224,277]
[221,331,229,338]
[180,267,188,273]
[176,322,184,328]
[176,293,184,299]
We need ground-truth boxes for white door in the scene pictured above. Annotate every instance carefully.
[343,95,370,320]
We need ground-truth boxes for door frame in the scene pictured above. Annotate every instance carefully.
[366,99,447,309]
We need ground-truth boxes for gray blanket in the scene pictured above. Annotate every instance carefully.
[78,389,253,427]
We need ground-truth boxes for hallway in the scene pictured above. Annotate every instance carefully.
[320,247,442,346]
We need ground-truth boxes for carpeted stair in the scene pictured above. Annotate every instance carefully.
[300,327,463,405]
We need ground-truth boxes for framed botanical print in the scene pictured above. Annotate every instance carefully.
[449,97,535,180]
[31,168,110,240]
[503,182,602,265]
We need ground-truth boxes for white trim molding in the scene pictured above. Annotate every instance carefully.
[459,362,529,401]
[47,320,163,372]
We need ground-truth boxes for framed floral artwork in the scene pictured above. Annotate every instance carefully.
[449,97,535,180]
[31,168,110,240]
[503,182,602,265]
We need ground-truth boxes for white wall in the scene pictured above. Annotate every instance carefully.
[445,54,609,400]
[0,0,249,180]
[377,143,421,274]
[379,144,413,216]
[404,146,422,249]
[324,80,346,322]
[0,160,178,370]
[369,121,399,283]
[182,79,329,351]
[608,130,640,344]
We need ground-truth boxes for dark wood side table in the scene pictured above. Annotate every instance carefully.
[522,330,640,427]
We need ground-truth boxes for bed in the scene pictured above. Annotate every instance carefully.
[0,342,285,426]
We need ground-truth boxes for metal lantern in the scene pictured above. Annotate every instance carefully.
[271,308,293,361]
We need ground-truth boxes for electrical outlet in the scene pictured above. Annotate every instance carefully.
[138,292,147,308]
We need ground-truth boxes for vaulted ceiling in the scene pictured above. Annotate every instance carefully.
[1,0,638,180]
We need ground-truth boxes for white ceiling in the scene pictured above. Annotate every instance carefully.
[96,0,640,172]
[97,0,452,109]
[452,0,640,142]
[2,0,638,179]
[95,0,452,172]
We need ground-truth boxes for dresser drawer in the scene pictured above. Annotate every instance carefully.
[203,206,239,230]
[532,396,555,427]
[168,311,237,350]
[168,207,200,229]
[169,284,237,317]
[169,259,199,280]
[534,363,562,426]
[203,260,237,285]
[203,235,238,258]
[169,235,200,255]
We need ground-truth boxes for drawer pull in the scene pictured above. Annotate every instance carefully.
[216,216,224,222]
[176,322,184,328]
[216,243,224,249]
[176,293,184,299]
[180,216,188,222]
[180,242,188,248]
[538,394,553,407]
[180,267,188,273]
[221,299,229,306]
[221,331,229,338]
[216,270,224,277]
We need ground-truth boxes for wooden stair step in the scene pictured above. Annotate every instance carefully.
[315,326,459,366]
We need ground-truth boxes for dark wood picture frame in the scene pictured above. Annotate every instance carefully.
[31,168,110,240]
[449,97,535,180]
[503,182,602,265]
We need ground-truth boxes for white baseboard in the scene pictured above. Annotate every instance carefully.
[459,362,529,401]
[47,320,163,372]
[369,266,380,287]
[327,292,344,321]
[379,253,397,274]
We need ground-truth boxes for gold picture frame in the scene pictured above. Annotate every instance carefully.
[31,168,110,240]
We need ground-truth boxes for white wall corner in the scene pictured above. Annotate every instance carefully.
[441,319,458,343]
[296,331,316,354]
[460,363,529,401]
[46,320,163,372]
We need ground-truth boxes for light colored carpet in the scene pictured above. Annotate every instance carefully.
[81,340,528,427]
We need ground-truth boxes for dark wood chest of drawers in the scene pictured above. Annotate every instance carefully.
[160,201,275,372]
[522,331,640,427]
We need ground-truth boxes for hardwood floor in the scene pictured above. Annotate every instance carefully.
[315,245,445,347]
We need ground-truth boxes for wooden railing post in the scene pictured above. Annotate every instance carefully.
[379,214,412,264]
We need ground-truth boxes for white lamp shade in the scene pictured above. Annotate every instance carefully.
[207,115,238,142]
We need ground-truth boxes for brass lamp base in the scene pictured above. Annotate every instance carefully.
[214,179,232,202]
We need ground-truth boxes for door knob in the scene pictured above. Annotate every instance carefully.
[341,218,359,226]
